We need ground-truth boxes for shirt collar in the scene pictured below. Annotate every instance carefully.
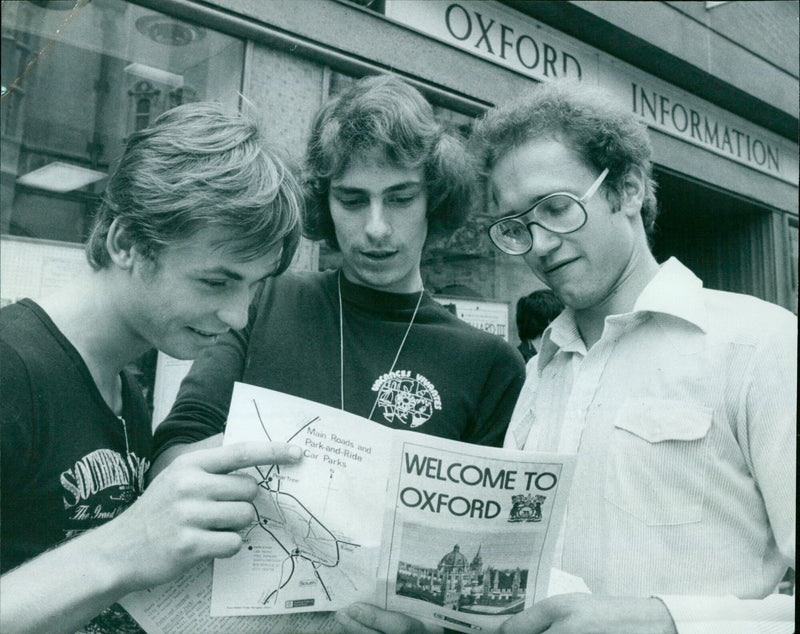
[536,309,583,370]
[632,257,708,332]
[535,257,707,372]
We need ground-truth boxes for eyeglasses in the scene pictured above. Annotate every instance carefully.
[488,168,609,255]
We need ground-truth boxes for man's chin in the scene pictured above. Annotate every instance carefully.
[158,347,197,361]
[157,336,214,361]
[353,270,411,293]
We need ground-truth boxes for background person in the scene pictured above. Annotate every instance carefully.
[515,289,563,362]
[151,74,526,633]
[471,80,796,634]
[0,102,304,634]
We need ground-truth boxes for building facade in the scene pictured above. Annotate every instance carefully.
[2,0,797,350]
[396,543,526,613]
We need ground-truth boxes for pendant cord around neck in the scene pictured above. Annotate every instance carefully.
[337,270,424,420]
[118,415,131,458]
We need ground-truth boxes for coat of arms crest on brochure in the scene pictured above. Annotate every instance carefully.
[508,494,545,522]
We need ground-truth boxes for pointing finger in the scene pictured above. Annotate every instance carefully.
[187,442,302,474]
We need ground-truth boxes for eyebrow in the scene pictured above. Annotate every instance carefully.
[197,266,244,281]
[196,267,278,286]
[494,186,575,217]
[330,181,423,195]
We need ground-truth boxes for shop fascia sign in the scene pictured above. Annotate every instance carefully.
[601,61,798,186]
[385,0,592,83]
[384,0,798,186]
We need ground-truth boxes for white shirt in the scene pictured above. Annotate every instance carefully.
[505,258,796,633]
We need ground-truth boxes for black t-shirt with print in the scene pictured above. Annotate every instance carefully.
[155,269,525,456]
[0,299,152,574]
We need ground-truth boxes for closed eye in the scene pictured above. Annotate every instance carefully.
[199,279,228,288]
[538,197,574,216]
[386,193,418,206]
[334,196,368,210]
[502,223,527,238]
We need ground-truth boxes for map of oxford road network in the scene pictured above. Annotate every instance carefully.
[211,384,386,616]
[245,409,361,607]
[205,382,574,634]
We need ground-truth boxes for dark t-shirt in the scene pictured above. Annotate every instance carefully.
[0,299,152,573]
[155,270,525,456]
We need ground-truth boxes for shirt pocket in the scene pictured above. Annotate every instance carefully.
[603,397,713,526]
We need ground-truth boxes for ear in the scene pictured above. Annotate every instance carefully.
[619,167,646,221]
[106,218,137,270]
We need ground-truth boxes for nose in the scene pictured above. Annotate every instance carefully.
[528,223,561,257]
[364,199,391,242]
[216,288,250,331]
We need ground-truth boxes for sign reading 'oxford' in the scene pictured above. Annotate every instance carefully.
[385,1,589,83]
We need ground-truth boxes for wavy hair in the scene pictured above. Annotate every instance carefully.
[471,80,658,237]
[302,74,478,249]
[86,102,302,272]
[516,289,564,340]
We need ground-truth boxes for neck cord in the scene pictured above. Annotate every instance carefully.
[337,270,424,420]
[118,415,131,458]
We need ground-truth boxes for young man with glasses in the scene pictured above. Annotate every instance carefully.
[472,81,795,633]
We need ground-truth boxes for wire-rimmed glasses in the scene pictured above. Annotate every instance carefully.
[488,168,609,255]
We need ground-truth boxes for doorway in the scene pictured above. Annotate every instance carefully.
[651,167,783,304]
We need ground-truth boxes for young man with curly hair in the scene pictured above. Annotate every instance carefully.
[473,81,795,634]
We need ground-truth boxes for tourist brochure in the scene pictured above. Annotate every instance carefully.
[122,382,576,633]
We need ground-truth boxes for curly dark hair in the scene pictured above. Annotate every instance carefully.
[471,80,658,237]
[302,74,479,249]
[516,290,564,340]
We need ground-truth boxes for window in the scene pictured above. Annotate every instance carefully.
[1,0,244,244]
[1,0,246,413]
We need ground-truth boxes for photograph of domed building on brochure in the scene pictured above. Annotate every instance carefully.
[394,523,539,615]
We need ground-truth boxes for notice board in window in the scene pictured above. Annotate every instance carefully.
[432,295,511,341]
[0,235,89,306]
